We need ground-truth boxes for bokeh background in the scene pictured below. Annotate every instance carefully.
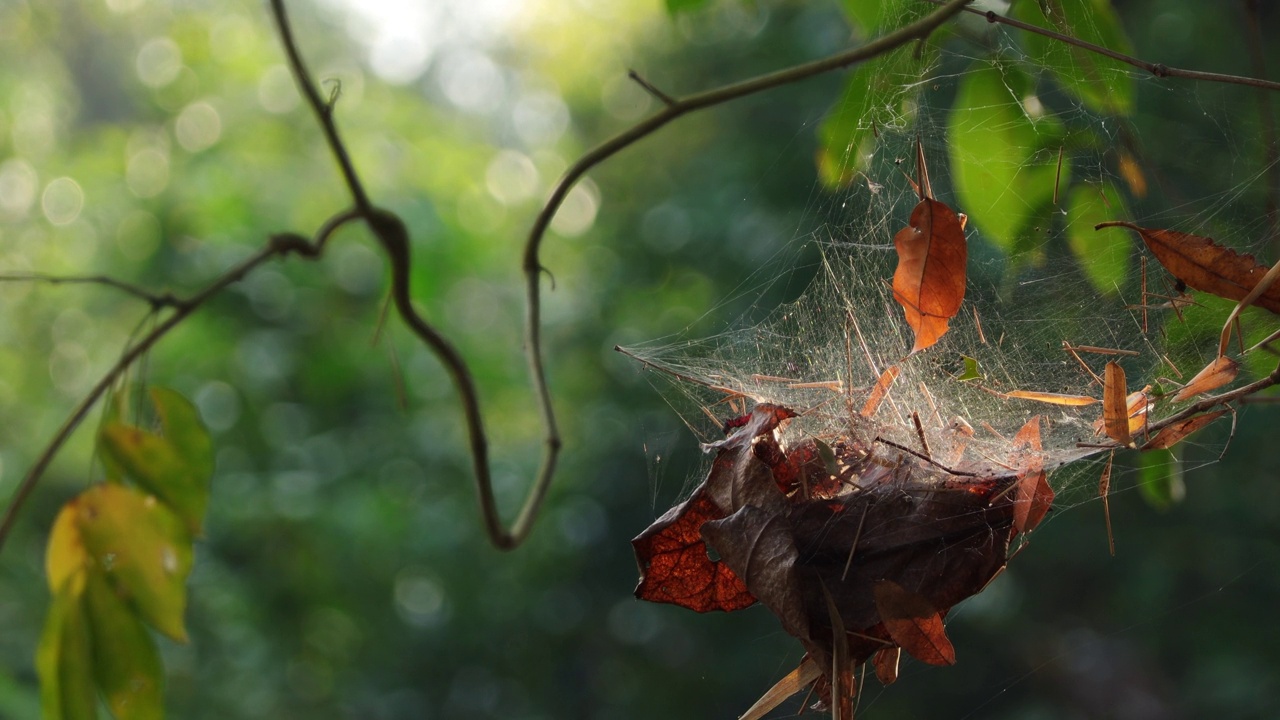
[0,0,1278,718]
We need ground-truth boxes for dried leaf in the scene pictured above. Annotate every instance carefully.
[1012,467,1053,535]
[892,198,968,353]
[632,491,754,613]
[1003,390,1098,406]
[873,646,901,686]
[1098,222,1280,314]
[1141,410,1228,451]
[872,580,956,666]
[1172,356,1239,402]
[738,656,822,720]
[861,365,900,417]
[1102,361,1132,446]
[1011,415,1043,452]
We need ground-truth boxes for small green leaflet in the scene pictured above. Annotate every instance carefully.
[957,356,982,382]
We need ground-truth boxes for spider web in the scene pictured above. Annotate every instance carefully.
[623,4,1278,515]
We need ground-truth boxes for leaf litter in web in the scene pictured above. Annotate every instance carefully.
[624,131,1257,714]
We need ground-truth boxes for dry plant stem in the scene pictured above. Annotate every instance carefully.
[928,1,1280,93]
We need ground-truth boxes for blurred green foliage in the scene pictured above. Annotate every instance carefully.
[0,0,1279,719]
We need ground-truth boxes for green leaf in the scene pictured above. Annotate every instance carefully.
[99,388,213,535]
[839,0,929,34]
[37,583,98,720]
[664,0,710,15]
[949,60,1067,254]
[75,484,193,643]
[957,356,982,382]
[1065,182,1130,294]
[818,46,929,186]
[1138,446,1185,510]
[1011,0,1135,116]
[84,570,164,720]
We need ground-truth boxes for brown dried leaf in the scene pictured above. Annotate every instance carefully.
[1098,222,1280,314]
[892,198,968,353]
[1172,356,1239,402]
[1013,467,1053,535]
[872,580,956,666]
[738,656,822,720]
[1102,361,1132,446]
[1141,410,1228,451]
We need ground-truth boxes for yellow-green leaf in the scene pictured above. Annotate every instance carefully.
[99,388,213,535]
[37,583,97,720]
[1066,182,1130,294]
[1138,446,1185,510]
[949,60,1067,254]
[75,484,193,642]
[46,505,88,598]
[84,570,164,720]
[1011,0,1134,116]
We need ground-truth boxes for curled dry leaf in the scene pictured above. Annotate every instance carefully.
[1172,356,1239,402]
[872,646,901,686]
[1098,222,1280,314]
[892,198,968,354]
[635,401,1019,709]
[1141,410,1228,451]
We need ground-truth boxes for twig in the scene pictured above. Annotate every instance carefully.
[0,273,182,309]
[628,70,676,107]
[927,1,1280,93]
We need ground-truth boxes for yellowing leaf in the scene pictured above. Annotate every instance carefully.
[1004,390,1098,406]
[47,504,88,597]
[84,570,164,720]
[99,388,214,535]
[76,484,193,642]
[37,583,98,720]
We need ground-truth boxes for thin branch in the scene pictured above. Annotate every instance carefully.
[927,0,1280,93]
[628,70,676,107]
[0,273,182,309]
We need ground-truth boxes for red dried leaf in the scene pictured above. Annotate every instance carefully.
[1172,356,1239,402]
[1099,222,1280,314]
[632,490,755,613]
[1141,410,1228,451]
[872,646,901,686]
[1102,361,1132,446]
[872,580,956,666]
[892,198,968,353]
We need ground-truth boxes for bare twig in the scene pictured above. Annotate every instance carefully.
[0,273,182,309]
[927,0,1280,93]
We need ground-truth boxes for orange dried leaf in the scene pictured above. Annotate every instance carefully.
[1099,222,1280,314]
[1013,468,1053,535]
[1004,390,1098,406]
[873,646,901,686]
[892,198,968,353]
[1012,415,1043,452]
[738,656,822,720]
[861,365,901,417]
[1141,410,1228,451]
[1102,361,1132,446]
[1172,356,1239,402]
[873,580,956,666]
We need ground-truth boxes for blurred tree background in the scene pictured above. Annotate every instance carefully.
[0,0,1278,718]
